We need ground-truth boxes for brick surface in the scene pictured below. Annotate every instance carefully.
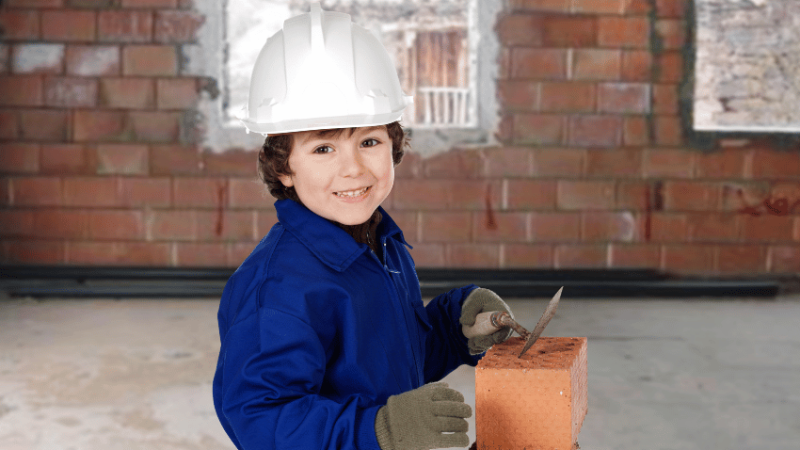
[508,0,570,13]
[598,16,650,48]
[204,150,256,176]
[156,77,198,109]
[39,144,97,175]
[768,246,800,273]
[750,149,800,179]
[686,212,740,243]
[540,82,595,113]
[621,50,653,81]
[63,176,119,207]
[407,243,446,267]
[531,212,581,242]
[98,11,153,43]
[0,44,8,74]
[149,144,202,175]
[585,148,642,178]
[558,180,615,210]
[122,45,177,76]
[475,337,588,450]
[0,143,40,173]
[496,14,544,47]
[506,179,557,210]
[65,45,120,76]
[482,147,533,177]
[653,115,682,146]
[66,241,171,266]
[12,176,62,206]
[568,115,622,147]
[572,49,621,81]
[609,243,661,267]
[121,0,177,7]
[504,243,554,268]
[556,244,607,267]
[650,213,688,242]
[6,0,64,7]
[616,181,649,209]
[119,176,171,207]
[394,151,422,179]
[11,44,64,74]
[655,19,686,50]
[0,110,20,139]
[73,109,130,142]
[0,10,41,40]
[695,150,747,179]
[175,242,227,267]
[623,116,650,146]
[573,0,624,14]
[446,243,500,268]
[229,177,268,208]
[392,179,450,210]
[741,215,794,242]
[19,109,69,142]
[532,148,585,177]
[663,244,715,273]
[148,209,195,240]
[5,241,64,264]
[449,180,502,211]
[154,10,204,43]
[423,149,483,179]
[582,211,639,242]
[87,209,145,240]
[497,80,539,112]
[129,111,180,142]
[541,16,597,48]
[625,0,653,14]
[655,0,687,18]
[100,77,155,109]
[0,75,43,106]
[45,76,98,107]
[173,177,225,208]
[656,51,683,82]
[42,10,96,42]
[513,114,565,145]
[198,210,255,242]
[511,48,567,80]
[598,82,650,113]
[96,144,149,175]
[473,211,529,243]
[652,83,680,114]
[643,148,694,179]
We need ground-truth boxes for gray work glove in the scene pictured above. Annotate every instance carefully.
[459,288,514,355]
[374,382,472,450]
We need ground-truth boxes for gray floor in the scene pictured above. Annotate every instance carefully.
[1,291,799,450]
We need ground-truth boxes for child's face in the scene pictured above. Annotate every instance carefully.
[279,126,394,226]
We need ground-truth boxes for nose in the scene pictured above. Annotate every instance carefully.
[339,144,366,178]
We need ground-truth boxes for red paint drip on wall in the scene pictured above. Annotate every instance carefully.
[216,180,228,236]
[644,184,651,241]
[485,184,497,230]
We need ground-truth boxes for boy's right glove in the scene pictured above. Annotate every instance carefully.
[374,382,472,450]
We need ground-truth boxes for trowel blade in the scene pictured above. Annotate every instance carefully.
[518,286,563,358]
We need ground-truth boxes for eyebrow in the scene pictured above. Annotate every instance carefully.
[301,126,386,145]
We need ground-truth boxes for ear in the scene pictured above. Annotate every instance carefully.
[278,173,294,187]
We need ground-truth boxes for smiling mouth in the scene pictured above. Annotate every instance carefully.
[334,186,371,198]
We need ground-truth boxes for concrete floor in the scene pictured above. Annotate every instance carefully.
[1,291,799,450]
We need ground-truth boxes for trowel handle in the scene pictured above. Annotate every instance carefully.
[462,311,503,339]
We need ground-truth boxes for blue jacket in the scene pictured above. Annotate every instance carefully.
[213,199,482,450]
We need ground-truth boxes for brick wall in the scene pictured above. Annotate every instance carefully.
[1,0,799,275]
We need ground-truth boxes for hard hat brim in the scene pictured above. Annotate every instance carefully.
[239,110,406,136]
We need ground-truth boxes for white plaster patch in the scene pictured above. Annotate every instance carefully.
[71,47,119,76]
[12,44,64,74]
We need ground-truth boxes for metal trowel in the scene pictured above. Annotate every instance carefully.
[463,287,563,358]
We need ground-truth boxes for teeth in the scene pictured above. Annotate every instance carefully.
[336,187,369,198]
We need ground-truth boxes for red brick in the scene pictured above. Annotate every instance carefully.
[568,115,622,147]
[129,111,180,142]
[656,52,683,83]
[532,148,585,177]
[625,0,653,14]
[229,177,269,208]
[506,179,557,209]
[96,144,149,175]
[121,0,177,7]
[511,48,567,80]
[86,209,144,240]
[154,10,204,43]
[446,243,500,268]
[720,181,773,215]
[44,76,98,107]
[768,246,800,273]
[558,180,615,210]
[5,0,63,7]
[13,176,62,206]
[63,176,119,207]
[392,179,450,210]
[623,116,650,146]
[650,213,688,242]
[616,181,649,209]
[643,148,693,178]
[256,211,279,237]
[394,150,422,179]
[39,144,96,175]
[573,0,625,14]
[655,19,685,50]
[655,0,687,18]
[98,11,153,43]
[19,109,68,142]
[504,244,554,268]
[11,44,64,74]
[0,142,39,173]
[540,82,595,113]
[449,180,502,211]
[99,77,155,109]
[686,212,739,242]
[156,77,198,109]
[585,148,642,178]
[769,183,800,213]
[0,210,34,235]
[741,215,794,242]
[0,44,8,74]
[508,0,570,13]
[0,179,9,206]
[496,14,544,47]
[621,50,653,81]
[176,242,227,267]
[66,241,171,266]
[497,80,539,111]
[0,110,19,139]
[149,144,202,175]
[555,244,606,268]
[482,147,533,177]
[663,181,720,212]
[204,149,259,176]
[531,212,580,241]
[196,210,254,242]
[572,49,621,81]
[4,241,65,264]
[513,114,565,145]
[542,16,597,48]
[66,0,113,7]
[42,10,96,42]
[123,45,177,76]
[0,10,40,40]
[148,209,194,240]
[609,243,660,267]
[65,45,120,76]
[119,176,170,207]
[598,82,649,113]
[406,243,446,267]
[598,16,650,49]
[694,150,746,179]
[473,211,529,242]
[173,177,225,208]
[715,245,766,274]
[654,115,683,146]
[0,75,43,106]
[652,84,679,114]
[423,149,483,179]
[663,244,715,273]
[73,109,131,142]
[750,149,800,180]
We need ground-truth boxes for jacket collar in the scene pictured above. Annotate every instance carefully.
[275,199,410,272]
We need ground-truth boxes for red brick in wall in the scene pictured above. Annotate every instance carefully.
[0,0,798,277]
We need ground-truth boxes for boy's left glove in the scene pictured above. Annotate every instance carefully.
[459,288,514,355]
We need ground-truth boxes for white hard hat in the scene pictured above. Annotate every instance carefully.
[240,2,413,136]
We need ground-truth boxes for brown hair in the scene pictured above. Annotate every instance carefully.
[257,121,409,202]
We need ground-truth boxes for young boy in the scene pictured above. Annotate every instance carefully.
[212,4,515,449]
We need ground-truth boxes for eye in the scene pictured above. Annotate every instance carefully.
[362,138,380,147]
[314,145,334,154]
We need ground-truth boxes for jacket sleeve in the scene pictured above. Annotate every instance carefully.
[217,306,382,450]
[422,284,483,383]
